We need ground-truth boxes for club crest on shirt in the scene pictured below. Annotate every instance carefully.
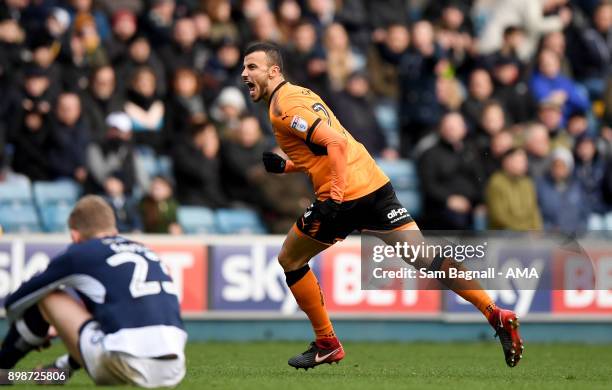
[290,116,309,132]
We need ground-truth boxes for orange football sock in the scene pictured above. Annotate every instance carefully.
[434,258,496,320]
[455,290,496,321]
[288,269,335,339]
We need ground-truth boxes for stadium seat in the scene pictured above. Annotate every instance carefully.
[394,189,422,219]
[33,180,80,207]
[375,159,419,191]
[0,180,33,206]
[39,203,73,233]
[216,208,267,234]
[0,203,41,232]
[177,206,217,234]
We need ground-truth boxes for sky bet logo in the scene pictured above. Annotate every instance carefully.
[387,208,409,223]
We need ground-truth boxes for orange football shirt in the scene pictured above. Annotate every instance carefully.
[268,81,389,202]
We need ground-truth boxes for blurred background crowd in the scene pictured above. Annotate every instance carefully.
[0,0,611,236]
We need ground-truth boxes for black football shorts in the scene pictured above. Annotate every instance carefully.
[295,182,415,245]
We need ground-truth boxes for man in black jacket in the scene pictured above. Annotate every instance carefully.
[418,112,484,229]
[172,122,228,208]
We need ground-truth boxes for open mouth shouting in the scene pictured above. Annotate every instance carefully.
[244,79,257,98]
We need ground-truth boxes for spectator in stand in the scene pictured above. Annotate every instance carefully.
[139,176,182,234]
[573,134,609,229]
[26,32,62,96]
[471,100,507,154]
[65,0,111,41]
[323,22,364,92]
[104,9,138,65]
[484,25,526,69]
[539,30,573,77]
[141,0,175,45]
[367,23,410,101]
[331,72,395,158]
[47,92,89,184]
[461,68,495,129]
[172,122,228,208]
[537,100,572,149]
[165,67,207,140]
[276,0,302,42]
[530,48,590,125]
[486,147,542,230]
[537,147,589,235]
[82,65,124,143]
[478,0,572,61]
[60,14,109,93]
[206,0,240,45]
[158,16,210,78]
[304,0,336,38]
[418,112,484,229]
[210,86,246,137]
[482,130,515,180]
[491,55,537,124]
[568,1,612,99]
[220,115,269,205]
[433,1,475,77]
[201,38,243,103]
[124,66,165,150]
[0,10,26,87]
[524,122,552,179]
[398,20,448,154]
[102,174,142,233]
[283,20,328,94]
[250,10,283,44]
[9,67,54,182]
[116,35,167,96]
[86,112,149,196]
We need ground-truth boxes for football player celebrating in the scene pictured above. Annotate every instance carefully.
[0,196,186,387]
[242,42,523,370]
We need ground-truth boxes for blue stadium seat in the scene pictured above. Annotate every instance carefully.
[177,206,217,234]
[216,208,267,234]
[39,204,73,233]
[33,180,80,207]
[376,159,419,191]
[394,189,422,218]
[0,203,41,232]
[0,180,33,206]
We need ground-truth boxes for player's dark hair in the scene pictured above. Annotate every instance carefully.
[68,195,116,239]
[245,42,284,73]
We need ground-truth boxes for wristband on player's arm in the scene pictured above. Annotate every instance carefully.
[262,152,286,173]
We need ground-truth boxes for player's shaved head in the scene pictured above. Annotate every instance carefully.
[68,195,117,240]
[244,42,283,73]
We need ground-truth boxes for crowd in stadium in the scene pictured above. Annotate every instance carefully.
[0,0,611,235]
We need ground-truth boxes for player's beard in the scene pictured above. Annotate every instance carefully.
[253,78,268,102]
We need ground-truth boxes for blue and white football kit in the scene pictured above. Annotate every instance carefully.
[4,236,187,387]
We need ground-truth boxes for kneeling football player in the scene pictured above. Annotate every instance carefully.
[0,195,187,387]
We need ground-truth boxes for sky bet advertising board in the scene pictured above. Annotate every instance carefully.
[1,235,611,319]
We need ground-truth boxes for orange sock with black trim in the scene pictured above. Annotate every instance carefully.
[455,290,496,321]
[430,256,496,321]
[285,265,335,339]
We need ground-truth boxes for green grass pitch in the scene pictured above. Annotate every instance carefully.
[11,342,612,389]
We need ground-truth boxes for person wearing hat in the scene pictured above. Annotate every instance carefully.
[486,147,542,231]
[536,146,589,235]
[537,99,572,150]
[105,9,138,64]
[86,112,149,196]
